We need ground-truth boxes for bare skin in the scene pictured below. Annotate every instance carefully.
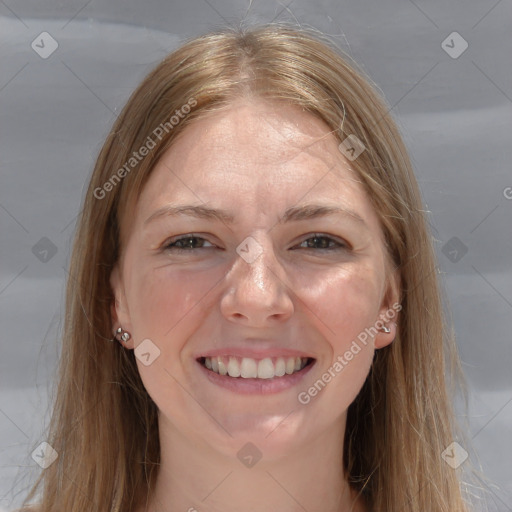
[111,99,398,512]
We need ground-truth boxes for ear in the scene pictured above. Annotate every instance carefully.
[110,265,134,349]
[374,266,401,350]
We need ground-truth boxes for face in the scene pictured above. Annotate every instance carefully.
[111,99,398,460]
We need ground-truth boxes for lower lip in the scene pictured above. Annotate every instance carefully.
[197,359,315,395]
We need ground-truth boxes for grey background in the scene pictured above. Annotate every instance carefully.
[0,0,511,510]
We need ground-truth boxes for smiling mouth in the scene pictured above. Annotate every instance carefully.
[197,356,315,379]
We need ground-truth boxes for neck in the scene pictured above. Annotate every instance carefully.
[139,413,367,512]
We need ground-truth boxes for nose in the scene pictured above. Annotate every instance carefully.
[219,239,294,327]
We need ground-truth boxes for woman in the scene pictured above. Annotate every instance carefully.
[20,23,471,512]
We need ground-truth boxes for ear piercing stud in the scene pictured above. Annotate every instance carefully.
[114,327,131,342]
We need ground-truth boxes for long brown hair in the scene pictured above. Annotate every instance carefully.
[21,23,470,511]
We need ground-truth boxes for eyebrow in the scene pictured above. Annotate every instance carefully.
[144,203,367,227]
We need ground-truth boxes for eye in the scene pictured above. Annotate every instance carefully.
[162,235,215,252]
[295,234,349,251]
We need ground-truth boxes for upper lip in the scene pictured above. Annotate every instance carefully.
[195,345,315,360]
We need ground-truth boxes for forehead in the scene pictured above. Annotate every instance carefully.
[132,100,380,231]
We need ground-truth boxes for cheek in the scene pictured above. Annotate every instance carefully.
[294,264,380,405]
[126,264,223,347]
[123,266,223,418]
[295,262,383,348]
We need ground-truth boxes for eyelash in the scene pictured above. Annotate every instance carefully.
[161,234,349,253]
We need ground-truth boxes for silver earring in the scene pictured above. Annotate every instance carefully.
[114,327,131,342]
[380,325,391,333]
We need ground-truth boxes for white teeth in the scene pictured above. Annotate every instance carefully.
[227,357,241,377]
[257,358,274,379]
[218,359,228,375]
[202,356,310,379]
[275,357,286,377]
[240,358,258,378]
